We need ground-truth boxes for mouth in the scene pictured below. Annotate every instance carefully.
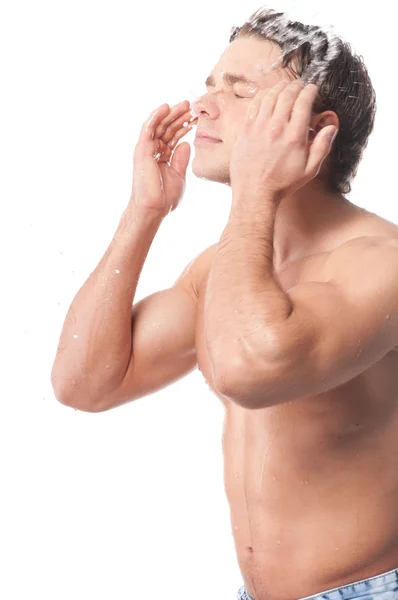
[194,134,222,146]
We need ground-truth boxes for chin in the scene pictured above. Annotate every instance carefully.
[191,154,230,185]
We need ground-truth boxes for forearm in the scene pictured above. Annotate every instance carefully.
[51,200,163,405]
[204,193,293,382]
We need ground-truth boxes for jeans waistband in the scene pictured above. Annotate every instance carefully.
[237,566,398,600]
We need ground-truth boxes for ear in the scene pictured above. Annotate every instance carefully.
[308,110,340,143]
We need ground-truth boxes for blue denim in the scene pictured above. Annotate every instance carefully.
[237,567,398,600]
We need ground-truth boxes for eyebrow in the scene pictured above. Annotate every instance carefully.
[205,72,257,87]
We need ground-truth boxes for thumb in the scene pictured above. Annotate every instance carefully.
[170,142,191,180]
[305,126,338,180]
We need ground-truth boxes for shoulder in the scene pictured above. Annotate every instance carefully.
[325,236,398,281]
[190,243,219,298]
[323,236,398,347]
[176,244,218,300]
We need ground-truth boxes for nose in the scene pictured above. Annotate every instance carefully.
[191,91,220,120]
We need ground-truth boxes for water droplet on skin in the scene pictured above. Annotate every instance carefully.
[73,334,79,339]
[115,269,120,274]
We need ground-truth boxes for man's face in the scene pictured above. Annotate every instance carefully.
[191,36,294,185]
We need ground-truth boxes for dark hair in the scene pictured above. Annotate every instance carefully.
[229,7,377,195]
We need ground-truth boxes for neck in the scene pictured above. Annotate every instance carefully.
[272,179,351,269]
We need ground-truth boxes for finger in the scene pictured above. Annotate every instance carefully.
[154,100,190,139]
[161,111,196,144]
[246,84,276,121]
[155,138,173,164]
[140,104,170,141]
[170,141,191,179]
[290,83,319,139]
[256,80,290,122]
[168,119,196,148]
[304,126,337,181]
[247,91,263,122]
[272,80,305,123]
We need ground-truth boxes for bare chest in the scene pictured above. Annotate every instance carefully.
[192,222,398,596]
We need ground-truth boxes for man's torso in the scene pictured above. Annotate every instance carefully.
[193,205,398,600]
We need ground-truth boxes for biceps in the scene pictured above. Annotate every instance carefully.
[274,280,397,401]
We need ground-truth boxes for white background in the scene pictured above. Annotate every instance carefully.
[1,1,397,598]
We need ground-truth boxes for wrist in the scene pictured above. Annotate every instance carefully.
[230,188,280,223]
[115,200,163,240]
[232,185,282,207]
[125,196,164,225]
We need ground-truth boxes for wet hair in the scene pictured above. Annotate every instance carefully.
[229,7,377,195]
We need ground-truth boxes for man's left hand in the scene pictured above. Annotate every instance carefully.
[230,80,338,203]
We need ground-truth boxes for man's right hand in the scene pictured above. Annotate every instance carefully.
[131,100,198,219]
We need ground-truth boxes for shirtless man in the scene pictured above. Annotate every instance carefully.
[51,8,398,600]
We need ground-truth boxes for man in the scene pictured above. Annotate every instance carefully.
[51,7,398,600]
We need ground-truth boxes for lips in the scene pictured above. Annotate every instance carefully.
[195,132,222,142]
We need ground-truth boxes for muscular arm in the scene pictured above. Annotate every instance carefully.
[206,235,398,410]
